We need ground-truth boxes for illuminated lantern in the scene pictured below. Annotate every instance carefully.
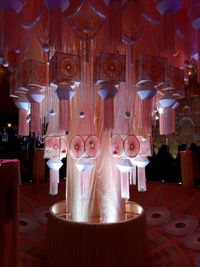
[96,52,126,131]
[18,59,46,135]
[55,83,75,132]
[111,134,123,157]
[132,155,149,192]
[46,158,63,195]
[15,95,30,136]
[137,55,166,133]
[116,159,133,199]
[44,133,68,160]
[76,158,93,199]
[98,82,118,131]
[50,52,80,132]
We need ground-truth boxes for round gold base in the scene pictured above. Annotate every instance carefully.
[46,200,147,267]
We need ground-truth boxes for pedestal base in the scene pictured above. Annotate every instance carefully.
[46,201,147,267]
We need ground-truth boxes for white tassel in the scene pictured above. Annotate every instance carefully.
[137,167,147,192]
[120,172,130,199]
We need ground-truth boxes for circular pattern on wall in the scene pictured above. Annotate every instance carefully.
[143,59,164,82]
[19,213,39,234]
[146,207,171,226]
[69,135,85,159]
[184,231,200,251]
[163,215,199,236]
[124,135,140,158]
[103,57,122,80]
[59,57,78,79]
[85,135,100,159]
[33,207,49,225]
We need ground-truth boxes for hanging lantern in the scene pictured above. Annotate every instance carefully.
[44,135,61,159]
[95,52,125,131]
[76,158,93,199]
[111,134,123,157]
[55,83,75,132]
[98,82,118,131]
[44,134,68,159]
[116,159,133,199]
[46,158,63,195]
[50,52,80,132]
[124,135,140,158]
[131,155,149,192]
[18,60,46,135]
[15,95,30,137]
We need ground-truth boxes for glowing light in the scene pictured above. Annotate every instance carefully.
[7,123,12,128]
[158,107,164,114]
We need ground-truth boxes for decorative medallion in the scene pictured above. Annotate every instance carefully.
[124,135,140,158]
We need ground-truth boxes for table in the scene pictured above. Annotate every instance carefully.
[0,159,20,267]
[46,200,147,267]
[180,151,193,196]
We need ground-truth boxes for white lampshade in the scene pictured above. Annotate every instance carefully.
[76,158,93,172]
[47,158,63,170]
[159,94,176,108]
[15,99,29,110]
[131,155,149,168]
[116,159,133,173]
[137,84,156,100]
